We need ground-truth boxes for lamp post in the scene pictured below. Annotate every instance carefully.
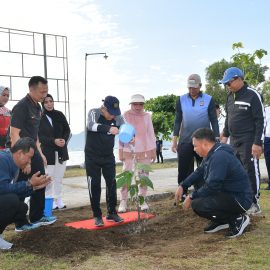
[84,52,108,142]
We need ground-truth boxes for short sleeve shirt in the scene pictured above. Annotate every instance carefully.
[10,94,42,141]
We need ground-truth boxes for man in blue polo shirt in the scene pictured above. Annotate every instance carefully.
[172,74,219,198]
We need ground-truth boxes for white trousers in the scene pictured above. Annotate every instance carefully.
[45,152,67,199]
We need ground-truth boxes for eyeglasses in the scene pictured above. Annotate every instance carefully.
[225,77,238,87]
[132,103,144,106]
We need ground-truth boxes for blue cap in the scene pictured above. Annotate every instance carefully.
[219,67,244,84]
[103,96,121,116]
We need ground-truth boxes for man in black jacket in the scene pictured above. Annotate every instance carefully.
[175,128,252,238]
[219,67,265,215]
[85,96,125,227]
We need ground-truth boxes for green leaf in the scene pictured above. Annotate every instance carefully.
[136,163,153,173]
[139,196,144,205]
[116,171,133,179]
[140,176,154,190]
[116,176,128,188]
[116,171,133,188]
[129,184,138,198]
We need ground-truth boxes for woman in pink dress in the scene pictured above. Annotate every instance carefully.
[0,86,11,150]
[118,94,156,212]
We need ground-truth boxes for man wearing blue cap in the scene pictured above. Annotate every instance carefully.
[219,67,265,215]
[85,96,125,226]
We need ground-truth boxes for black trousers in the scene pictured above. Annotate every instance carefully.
[264,137,270,186]
[0,194,28,233]
[85,154,117,218]
[156,150,163,163]
[231,139,260,203]
[17,150,45,223]
[191,193,250,224]
[177,142,203,186]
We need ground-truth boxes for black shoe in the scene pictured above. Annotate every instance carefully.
[94,217,104,227]
[204,221,229,233]
[225,214,250,238]
[106,213,124,223]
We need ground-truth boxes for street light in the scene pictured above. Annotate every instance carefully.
[84,52,108,142]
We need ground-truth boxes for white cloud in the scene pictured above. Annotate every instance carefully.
[0,0,138,134]
[150,65,161,71]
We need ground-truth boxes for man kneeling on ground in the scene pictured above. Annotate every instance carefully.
[0,137,52,250]
[175,128,253,238]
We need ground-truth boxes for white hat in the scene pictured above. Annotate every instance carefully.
[130,94,145,104]
[187,74,201,88]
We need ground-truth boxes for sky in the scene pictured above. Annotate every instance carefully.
[1,0,270,134]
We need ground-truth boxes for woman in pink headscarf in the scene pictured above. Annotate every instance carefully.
[118,94,156,212]
[0,86,11,150]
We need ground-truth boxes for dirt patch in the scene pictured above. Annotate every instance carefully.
[5,195,262,268]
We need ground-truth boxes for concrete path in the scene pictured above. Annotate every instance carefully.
[60,159,268,209]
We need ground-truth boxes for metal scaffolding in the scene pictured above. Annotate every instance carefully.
[0,26,70,122]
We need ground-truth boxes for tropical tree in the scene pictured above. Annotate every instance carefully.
[205,42,268,107]
[144,94,178,140]
[260,79,270,105]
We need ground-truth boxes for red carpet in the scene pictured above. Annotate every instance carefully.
[65,211,155,230]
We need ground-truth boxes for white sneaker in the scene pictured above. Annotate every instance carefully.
[140,201,149,211]
[57,198,66,209]
[0,235,13,250]
[247,203,261,215]
[52,201,58,210]
[118,200,127,213]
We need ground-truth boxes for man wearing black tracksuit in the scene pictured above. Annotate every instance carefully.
[85,96,125,227]
[219,67,265,215]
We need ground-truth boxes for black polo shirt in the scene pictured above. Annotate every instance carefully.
[11,94,42,142]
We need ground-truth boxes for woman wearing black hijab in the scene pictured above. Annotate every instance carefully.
[39,94,71,209]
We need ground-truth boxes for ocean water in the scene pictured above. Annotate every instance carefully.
[67,143,177,166]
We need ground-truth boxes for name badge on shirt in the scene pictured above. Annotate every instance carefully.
[200,101,204,106]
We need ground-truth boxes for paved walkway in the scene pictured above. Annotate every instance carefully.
[61,159,269,209]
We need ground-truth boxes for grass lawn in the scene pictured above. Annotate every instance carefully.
[64,159,178,178]
[0,183,270,270]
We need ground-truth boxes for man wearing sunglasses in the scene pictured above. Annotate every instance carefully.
[219,67,265,215]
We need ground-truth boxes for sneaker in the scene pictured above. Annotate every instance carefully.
[0,235,13,250]
[106,213,124,223]
[225,214,250,238]
[204,221,229,233]
[140,201,149,211]
[52,201,58,210]
[32,216,57,226]
[118,200,127,213]
[246,203,262,215]
[94,217,104,227]
[15,223,41,232]
[57,198,66,209]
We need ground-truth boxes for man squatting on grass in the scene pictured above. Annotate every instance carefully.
[0,138,52,250]
[175,128,253,238]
